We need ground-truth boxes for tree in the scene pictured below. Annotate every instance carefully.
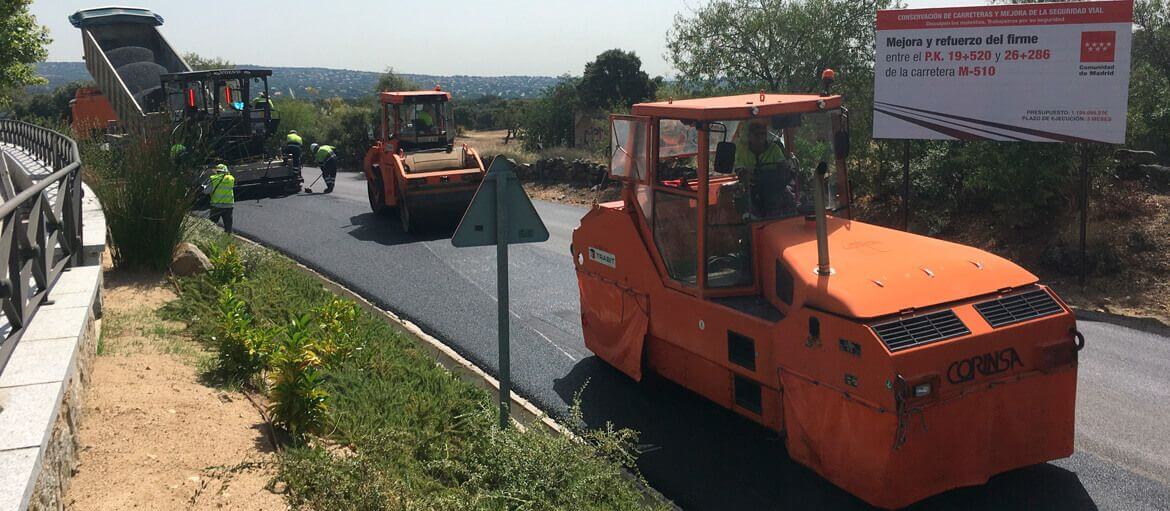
[10,81,91,123]
[666,0,892,92]
[376,68,418,92]
[0,0,51,106]
[1128,0,1170,159]
[578,49,657,110]
[183,52,233,71]
[1135,0,1170,75]
[522,77,580,150]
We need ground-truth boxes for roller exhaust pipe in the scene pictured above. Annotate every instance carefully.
[813,161,832,276]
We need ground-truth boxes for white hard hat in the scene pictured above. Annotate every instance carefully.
[310,143,319,153]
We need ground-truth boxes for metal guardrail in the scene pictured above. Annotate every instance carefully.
[0,119,85,375]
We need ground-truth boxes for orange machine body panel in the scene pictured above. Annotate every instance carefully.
[572,93,1080,509]
[362,89,484,230]
[69,87,118,138]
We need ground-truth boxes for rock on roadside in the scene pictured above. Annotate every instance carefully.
[170,242,211,276]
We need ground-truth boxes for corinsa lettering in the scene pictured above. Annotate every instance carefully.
[947,348,1024,384]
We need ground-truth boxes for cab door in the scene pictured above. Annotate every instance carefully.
[578,115,652,380]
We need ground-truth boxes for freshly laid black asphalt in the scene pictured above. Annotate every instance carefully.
[222,168,1170,510]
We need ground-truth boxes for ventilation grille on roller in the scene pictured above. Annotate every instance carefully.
[974,289,1063,328]
[871,310,970,352]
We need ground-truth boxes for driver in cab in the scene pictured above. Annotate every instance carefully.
[414,105,436,133]
[734,118,796,219]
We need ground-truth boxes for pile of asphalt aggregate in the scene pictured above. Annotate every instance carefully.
[117,61,168,94]
[105,45,154,69]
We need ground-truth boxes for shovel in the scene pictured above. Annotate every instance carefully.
[303,174,323,193]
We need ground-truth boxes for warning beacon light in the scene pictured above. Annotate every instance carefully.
[820,68,836,97]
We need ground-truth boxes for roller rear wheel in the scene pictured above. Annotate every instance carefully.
[399,192,416,233]
[367,170,389,215]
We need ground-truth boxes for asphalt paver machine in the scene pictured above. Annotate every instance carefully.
[572,76,1082,508]
[70,6,300,192]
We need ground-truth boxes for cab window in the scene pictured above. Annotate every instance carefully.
[610,117,648,180]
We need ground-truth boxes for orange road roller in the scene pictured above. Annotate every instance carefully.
[363,88,486,232]
[571,76,1081,509]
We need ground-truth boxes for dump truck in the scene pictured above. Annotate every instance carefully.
[363,89,486,232]
[571,74,1082,509]
[69,7,300,192]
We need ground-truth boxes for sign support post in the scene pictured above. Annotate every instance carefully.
[1079,145,1090,287]
[494,169,511,429]
[902,140,911,231]
[451,157,550,429]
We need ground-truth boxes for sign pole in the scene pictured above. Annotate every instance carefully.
[495,169,511,429]
[1078,146,1090,288]
[451,157,548,429]
[902,140,911,231]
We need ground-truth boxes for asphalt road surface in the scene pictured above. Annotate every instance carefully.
[219,168,1170,510]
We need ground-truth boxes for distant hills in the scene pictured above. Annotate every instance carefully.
[31,61,561,100]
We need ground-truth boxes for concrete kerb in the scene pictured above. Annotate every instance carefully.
[229,233,678,509]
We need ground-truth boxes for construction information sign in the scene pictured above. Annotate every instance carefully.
[873,1,1133,143]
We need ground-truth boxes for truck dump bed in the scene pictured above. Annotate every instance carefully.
[69,7,190,131]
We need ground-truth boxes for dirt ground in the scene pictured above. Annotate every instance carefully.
[458,129,530,162]
[524,182,621,206]
[65,266,285,511]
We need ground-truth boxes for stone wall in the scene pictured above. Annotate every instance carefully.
[486,155,609,187]
[27,312,97,511]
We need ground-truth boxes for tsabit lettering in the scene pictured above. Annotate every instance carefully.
[947,348,1023,384]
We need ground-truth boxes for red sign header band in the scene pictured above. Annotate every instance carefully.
[877,0,1133,31]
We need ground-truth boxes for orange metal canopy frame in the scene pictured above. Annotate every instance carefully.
[379,90,452,104]
[633,93,843,120]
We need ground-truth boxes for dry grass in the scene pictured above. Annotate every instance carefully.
[458,130,536,163]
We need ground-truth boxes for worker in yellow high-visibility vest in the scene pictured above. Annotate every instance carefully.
[284,130,303,169]
[734,118,796,219]
[310,143,337,193]
[204,163,236,233]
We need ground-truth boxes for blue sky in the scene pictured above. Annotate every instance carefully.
[34,0,982,77]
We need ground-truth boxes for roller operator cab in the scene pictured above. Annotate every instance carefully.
[572,87,1082,509]
[363,90,486,233]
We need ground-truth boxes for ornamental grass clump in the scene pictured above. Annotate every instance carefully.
[80,132,195,269]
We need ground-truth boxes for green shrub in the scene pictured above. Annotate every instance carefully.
[313,101,376,169]
[206,243,246,286]
[267,313,329,442]
[210,286,268,383]
[273,99,321,144]
[313,298,361,364]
